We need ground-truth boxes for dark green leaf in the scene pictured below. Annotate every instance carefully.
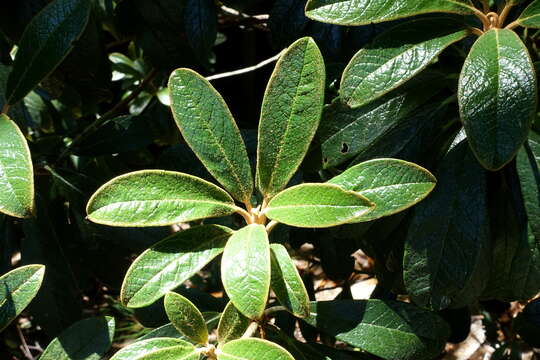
[39,316,115,360]
[164,292,208,344]
[517,132,540,241]
[121,225,232,308]
[256,37,325,198]
[184,0,217,64]
[458,29,537,170]
[110,338,198,360]
[341,18,468,107]
[217,301,251,344]
[221,224,270,320]
[169,69,253,203]
[516,0,540,28]
[513,298,540,348]
[5,0,92,104]
[264,183,374,228]
[86,170,237,227]
[218,338,295,360]
[0,264,45,331]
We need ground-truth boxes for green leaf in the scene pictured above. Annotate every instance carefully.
[164,292,208,344]
[458,29,537,170]
[0,114,34,218]
[111,338,198,360]
[328,159,436,221]
[403,141,490,310]
[304,0,474,26]
[270,244,310,318]
[340,18,468,108]
[217,301,251,344]
[516,0,540,28]
[184,0,217,64]
[256,37,325,198]
[221,224,270,320]
[218,338,295,360]
[169,69,253,203]
[39,316,115,360]
[0,265,45,331]
[264,183,374,228]
[86,170,237,227]
[305,300,450,360]
[5,0,92,104]
[121,225,232,308]
[517,132,540,241]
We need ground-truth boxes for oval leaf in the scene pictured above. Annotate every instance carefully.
[111,338,197,360]
[0,114,34,218]
[256,37,325,198]
[40,316,115,360]
[221,224,270,319]
[217,301,251,344]
[328,158,436,221]
[458,29,537,170]
[516,0,540,29]
[121,225,232,308]
[164,292,208,344]
[169,69,253,202]
[270,244,310,318]
[5,0,92,104]
[218,338,295,360]
[341,18,468,108]
[305,0,474,26]
[87,170,237,227]
[305,300,450,360]
[264,183,374,228]
[0,264,45,331]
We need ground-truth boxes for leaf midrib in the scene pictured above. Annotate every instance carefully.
[0,269,42,309]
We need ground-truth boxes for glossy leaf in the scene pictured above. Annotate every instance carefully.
[403,141,490,310]
[121,225,232,308]
[341,18,468,107]
[221,224,270,319]
[305,300,450,360]
[264,183,374,228]
[256,37,325,198]
[218,338,295,360]
[217,301,251,344]
[86,170,237,227]
[39,316,115,360]
[0,114,34,218]
[0,265,45,331]
[458,29,537,170]
[164,292,208,344]
[328,158,436,221]
[5,0,92,104]
[270,244,310,318]
[516,0,540,28]
[110,338,198,360]
[304,0,474,26]
[517,132,540,241]
[169,69,253,203]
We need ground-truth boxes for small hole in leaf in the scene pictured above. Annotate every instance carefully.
[341,143,349,153]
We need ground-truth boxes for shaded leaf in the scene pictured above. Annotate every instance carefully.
[513,298,540,348]
[164,292,208,344]
[217,301,251,344]
[111,338,197,360]
[184,0,217,64]
[516,0,540,28]
[517,132,540,241]
[218,338,295,360]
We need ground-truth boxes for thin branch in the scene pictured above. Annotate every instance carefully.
[242,321,260,338]
[506,20,520,30]
[235,206,254,224]
[479,0,490,13]
[264,305,287,316]
[206,51,283,81]
[1,103,9,114]
[498,2,515,27]
[220,5,269,21]
[470,6,491,30]
[17,325,35,360]
[469,27,485,36]
[265,220,279,233]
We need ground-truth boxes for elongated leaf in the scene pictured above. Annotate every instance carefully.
[5,0,92,104]
[305,300,450,360]
[221,224,270,319]
[0,265,45,331]
[458,29,537,170]
[164,292,208,344]
[256,37,325,198]
[218,338,295,360]
[111,338,197,360]
[516,0,540,28]
[39,316,115,360]
[264,184,374,228]
[121,225,232,308]
[305,0,474,26]
[517,132,540,241]
[169,69,253,203]
[217,301,251,344]
[270,244,310,318]
[403,141,490,310]
[328,159,436,221]
[0,114,34,218]
[86,170,237,227]
[184,0,217,64]
[341,18,468,108]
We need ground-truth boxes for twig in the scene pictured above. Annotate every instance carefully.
[16,325,35,360]
[265,220,279,233]
[264,305,287,317]
[242,322,260,338]
[1,103,9,114]
[479,0,490,13]
[220,5,269,21]
[469,27,484,36]
[206,51,283,81]
[506,20,520,30]
[498,2,515,27]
